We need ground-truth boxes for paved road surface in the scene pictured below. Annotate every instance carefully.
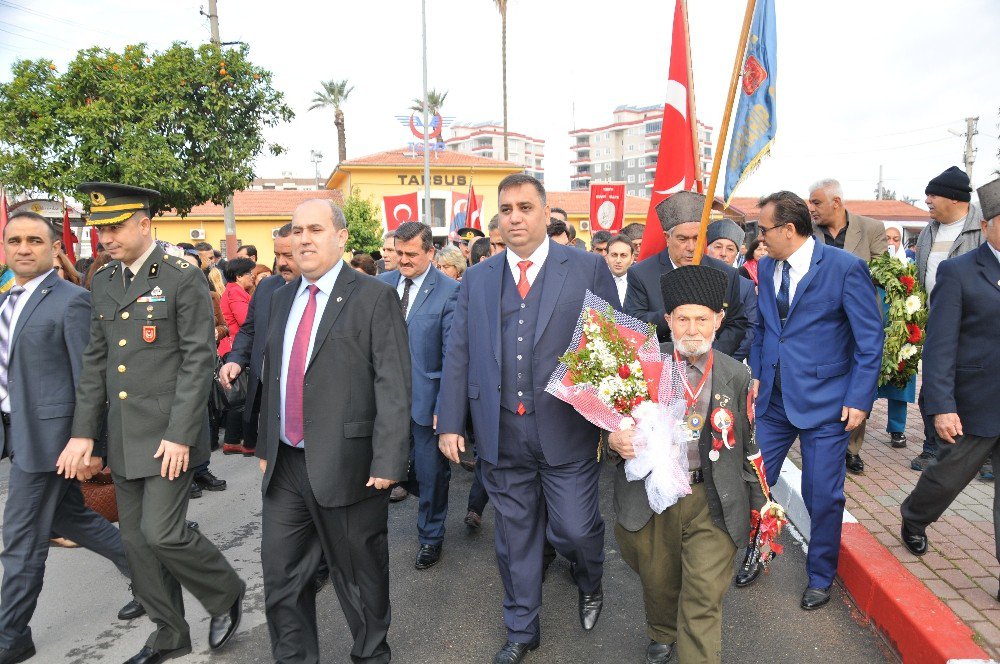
[3,452,896,663]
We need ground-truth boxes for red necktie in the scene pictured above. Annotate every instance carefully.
[284,284,319,446]
[517,260,532,299]
[516,261,532,416]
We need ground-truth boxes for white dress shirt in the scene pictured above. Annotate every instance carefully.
[124,241,159,284]
[772,236,815,305]
[506,238,551,287]
[396,264,431,320]
[613,274,629,307]
[1,269,54,412]
[279,260,344,447]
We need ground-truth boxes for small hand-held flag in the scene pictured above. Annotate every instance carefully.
[638,0,698,262]
[466,183,481,231]
[62,201,77,263]
[724,0,777,203]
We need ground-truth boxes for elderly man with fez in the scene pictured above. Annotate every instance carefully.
[610,265,766,664]
[750,191,883,610]
[625,191,754,361]
[58,183,245,664]
[900,178,1000,576]
[438,174,619,664]
[256,200,410,664]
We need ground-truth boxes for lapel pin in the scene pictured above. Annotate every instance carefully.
[336,297,343,302]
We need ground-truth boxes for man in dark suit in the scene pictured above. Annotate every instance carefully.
[256,199,411,664]
[377,221,457,569]
[610,265,767,664]
[624,191,754,360]
[807,178,889,476]
[220,223,298,455]
[61,183,246,664]
[900,178,1000,580]
[0,212,141,664]
[438,174,619,664]
[750,191,884,610]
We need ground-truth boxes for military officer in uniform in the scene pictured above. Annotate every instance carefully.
[57,183,246,664]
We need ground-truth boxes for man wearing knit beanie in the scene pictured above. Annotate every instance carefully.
[911,166,984,473]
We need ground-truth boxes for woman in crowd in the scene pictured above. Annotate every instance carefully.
[54,250,81,285]
[738,237,767,286]
[877,223,917,449]
[251,263,272,288]
[83,251,112,290]
[350,253,377,275]
[436,245,466,281]
[218,257,256,455]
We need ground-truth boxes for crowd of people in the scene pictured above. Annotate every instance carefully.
[0,166,997,664]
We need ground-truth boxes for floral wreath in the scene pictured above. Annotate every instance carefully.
[868,253,928,389]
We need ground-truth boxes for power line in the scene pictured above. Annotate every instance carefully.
[780,136,957,159]
[0,20,75,50]
[0,0,129,39]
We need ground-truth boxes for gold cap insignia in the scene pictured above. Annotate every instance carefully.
[90,191,107,206]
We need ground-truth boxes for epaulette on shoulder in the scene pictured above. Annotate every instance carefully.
[160,254,193,271]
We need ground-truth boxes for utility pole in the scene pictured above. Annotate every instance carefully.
[876,164,884,200]
[310,150,323,190]
[207,0,239,259]
[963,116,978,183]
[420,0,432,227]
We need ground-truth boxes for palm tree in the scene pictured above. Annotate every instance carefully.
[309,79,354,164]
[409,88,449,117]
[493,0,509,160]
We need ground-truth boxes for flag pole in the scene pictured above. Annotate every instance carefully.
[682,0,703,193]
[693,0,757,265]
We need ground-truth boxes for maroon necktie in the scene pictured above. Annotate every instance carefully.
[284,284,319,446]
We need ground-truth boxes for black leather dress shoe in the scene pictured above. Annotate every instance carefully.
[188,482,202,499]
[117,592,146,620]
[901,521,928,556]
[194,471,227,491]
[800,586,832,610]
[493,639,539,664]
[208,586,244,649]
[890,432,907,448]
[735,544,762,588]
[845,453,865,475]
[0,643,34,664]
[414,543,442,570]
[186,520,199,530]
[645,640,675,664]
[578,584,603,630]
[123,645,192,664]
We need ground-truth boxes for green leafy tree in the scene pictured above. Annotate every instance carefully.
[409,88,448,116]
[0,42,293,216]
[342,187,383,254]
[309,79,353,164]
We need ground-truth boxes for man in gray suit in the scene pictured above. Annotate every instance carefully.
[609,265,767,664]
[0,211,141,664]
[807,178,888,475]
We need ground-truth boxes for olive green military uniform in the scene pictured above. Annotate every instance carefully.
[72,183,243,651]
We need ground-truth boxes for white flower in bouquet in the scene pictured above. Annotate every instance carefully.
[597,376,616,405]
[904,295,922,315]
[898,343,918,361]
[629,360,642,376]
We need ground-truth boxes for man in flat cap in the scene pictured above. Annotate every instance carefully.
[625,191,754,361]
[58,182,245,664]
[610,264,766,664]
[900,177,1000,583]
[704,218,744,268]
[910,166,984,472]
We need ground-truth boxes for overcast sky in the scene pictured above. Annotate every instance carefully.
[2,0,998,208]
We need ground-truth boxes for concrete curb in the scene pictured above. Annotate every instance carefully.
[774,459,994,664]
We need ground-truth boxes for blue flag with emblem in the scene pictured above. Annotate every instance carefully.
[724,0,777,204]
[0,268,13,294]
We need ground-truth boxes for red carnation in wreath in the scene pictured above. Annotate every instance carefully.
[906,323,922,344]
[900,275,915,295]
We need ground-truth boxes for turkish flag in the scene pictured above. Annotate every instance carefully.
[62,204,77,263]
[638,0,698,261]
[384,191,420,231]
[589,183,625,233]
[90,226,100,256]
[451,189,484,230]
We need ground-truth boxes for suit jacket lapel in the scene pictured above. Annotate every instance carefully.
[269,278,297,378]
[488,257,503,368]
[844,213,864,257]
[308,265,356,369]
[534,245,569,346]
[11,271,60,345]
[122,251,160,305]
[757,258,779,328]
[406,266,437,320]
[785,241,824,321]
[106,263,128,306]
[977,243,1000,294]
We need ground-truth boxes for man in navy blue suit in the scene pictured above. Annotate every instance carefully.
[749,191,883,611]
[438,174,619,664]
[900,178,1000,577]
[378,221,457,570]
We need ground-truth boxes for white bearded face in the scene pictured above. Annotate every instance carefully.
[666,303,724,359]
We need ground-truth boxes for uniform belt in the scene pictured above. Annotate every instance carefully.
[0,412,9,426]
[690,468,704,485]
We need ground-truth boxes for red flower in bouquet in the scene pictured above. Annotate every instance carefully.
[897,361,906,372]
[906,323,922,344]
[899,275,915,294]
[618,364,631,379]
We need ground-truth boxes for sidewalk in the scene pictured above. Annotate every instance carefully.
[786,386,999,659]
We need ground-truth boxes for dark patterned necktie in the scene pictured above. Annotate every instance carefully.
[776,261,790,326]
[399,278,413,317]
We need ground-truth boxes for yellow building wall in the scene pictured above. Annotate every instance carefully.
[152,217,289,268]
[330,165,523,232]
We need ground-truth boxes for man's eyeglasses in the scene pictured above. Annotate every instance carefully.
[757,222,789,237]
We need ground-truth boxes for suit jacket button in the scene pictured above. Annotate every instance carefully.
[118,365,126,373]
[121,311,130,320]
[118,391,128,400]
[119,339,127,347]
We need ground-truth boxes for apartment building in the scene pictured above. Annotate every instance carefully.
[446,121,545,181]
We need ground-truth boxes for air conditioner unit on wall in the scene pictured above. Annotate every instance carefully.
[190,229,206,240]
[579,219,591,232]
